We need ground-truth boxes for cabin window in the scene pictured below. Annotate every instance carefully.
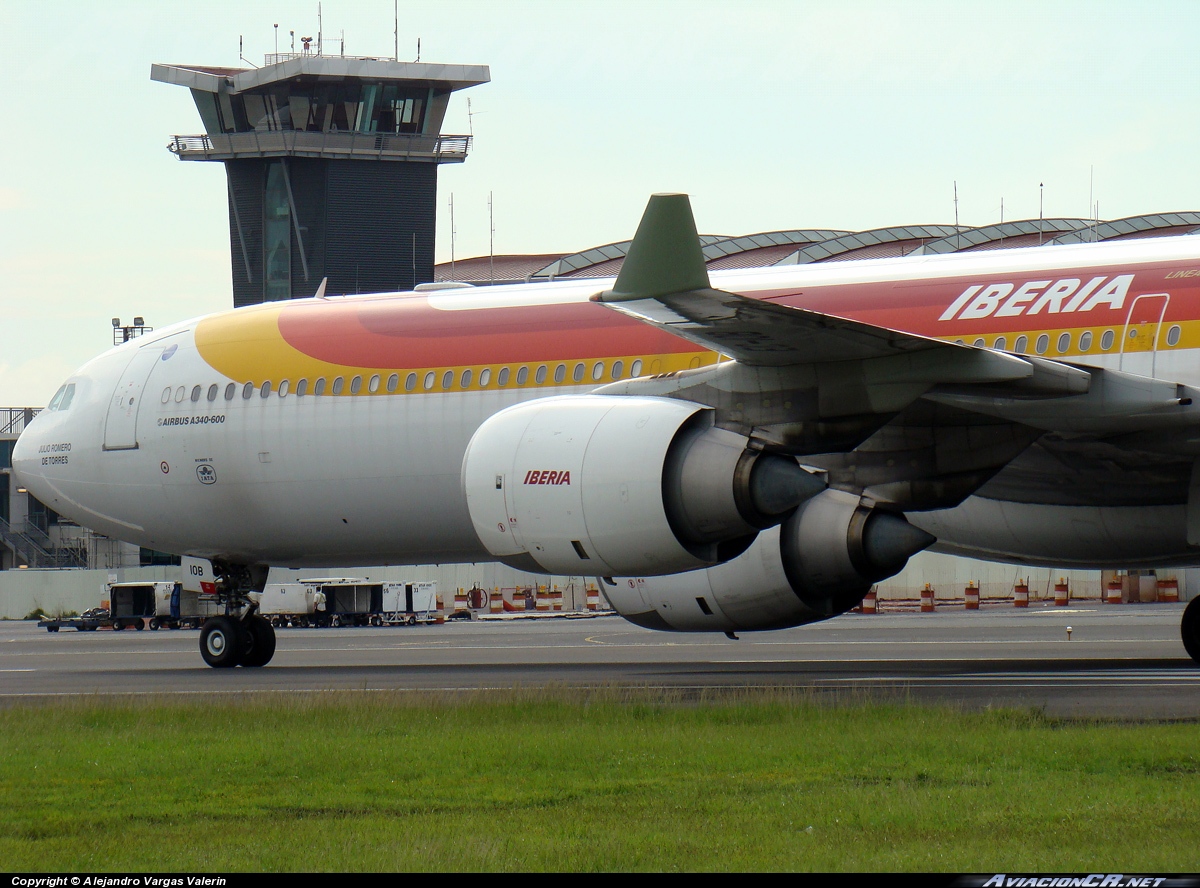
[1079,331,1093,351]
[207,384,218,402]
[972,338,985,347]
[405,373,416,391]
[278,380,290,397]
[573,363,585,382]
[314,378,327,396]
[1035,334,1049,354]
[461,369,473,388]
[993,336,1006,351]
[386,374,399,393]
[516,367,529,385]
[296,379,308,397]
[554,364,566,384]
[535,366,547,384]
[190,385,202,403]
[350,376,363,394]
[442,370,454,389]
[260,381,272,398]
[423,371,435,390]
[498,367,511,386]
[224,383,236,400]
[242,382,254,399]
[160,387,171,404]
[479,368,492,387]
[368,375,380,393]
[1100,329,1115,350]
[175,386,186,403]
[593,362,605,381]
[611,360,624,379]
[1167,325,1182,347]
[332,377,344,395]
[631,359,643,377]
[1013,336,1028,354]
[1056,333,1071,353]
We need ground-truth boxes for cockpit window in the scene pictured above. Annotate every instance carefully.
[59,384,76,411]
[47,386,67,411]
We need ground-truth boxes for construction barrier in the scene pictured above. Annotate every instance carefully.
[1014,580,1029,608]
[586,586,600,611]
[490,588,503,614]
[1054,578,1069,606]
[1106,578,1123,604]
[920,584,935,613]
[860,588,877,614]
[965,582,979,610]
[1158,578,1180,603]
[536,585,551,612]
[454,587,468,612]
[552,585,563,611]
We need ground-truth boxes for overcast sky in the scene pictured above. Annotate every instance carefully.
[3,0,1199,405]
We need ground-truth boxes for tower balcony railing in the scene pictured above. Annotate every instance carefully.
[168,130,472,163]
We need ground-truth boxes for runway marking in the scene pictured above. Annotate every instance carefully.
[0,668,35,672]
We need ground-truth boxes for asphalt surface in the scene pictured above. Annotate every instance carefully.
[2,603,1197,718]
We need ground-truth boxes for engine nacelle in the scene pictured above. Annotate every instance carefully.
[603,489,935,632]
[462,396,822,576]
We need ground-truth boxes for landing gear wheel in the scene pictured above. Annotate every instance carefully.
[200,616,243,668]
[239,615,276,667]
[112,619,124,631]
[149,618,160,630]
[1182,598,1200,665]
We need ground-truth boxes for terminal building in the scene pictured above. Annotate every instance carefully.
[153,52,488,306]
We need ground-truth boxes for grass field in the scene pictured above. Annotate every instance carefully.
[1,689,1198,872]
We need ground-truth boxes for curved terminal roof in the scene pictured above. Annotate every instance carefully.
[773,225,963,265]
[1048,212,1200,246]
[434,211,1200,285]
[910,219,1094,254]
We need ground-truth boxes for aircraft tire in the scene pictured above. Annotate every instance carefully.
[200,616,242,668]
[112,619,124,631]
[1182,598,1200,665]
[239,615,276,667]
[134,619,144,631]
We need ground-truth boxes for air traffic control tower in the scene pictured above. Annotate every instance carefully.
[152,53,488,306]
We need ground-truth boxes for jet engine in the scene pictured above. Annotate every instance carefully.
[602,488,936,632]
[461,395,824,576]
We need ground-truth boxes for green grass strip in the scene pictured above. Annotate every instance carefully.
[1,689,1198,872]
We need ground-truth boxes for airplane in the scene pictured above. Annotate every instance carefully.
[13,193,1200,668]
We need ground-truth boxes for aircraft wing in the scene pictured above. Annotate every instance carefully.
[592,194,1200,517]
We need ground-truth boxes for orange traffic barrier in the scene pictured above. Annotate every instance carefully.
[920,583,935,613]
[1106,578,1123,604]
[1014,580,1029,608]
[454,587,468,611]
[490,588,503,614]
[536,585,550,612]
[552,585,563,611]
[860,589,877,614]
[1054,578,1069,606]
[965,581,979,610]
[1158,578,1180,603]
[586,585,600,611]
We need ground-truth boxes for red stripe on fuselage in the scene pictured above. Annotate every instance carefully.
[277,296,699,367]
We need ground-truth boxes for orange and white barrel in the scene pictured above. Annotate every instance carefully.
[586,585,600,611]
[1158,578,1180,603]
[454,588,468,611]
[860,589,877,614]
[1106,579,1123,604]
[965,582,979,610]
[920,583,935,613]
[1054,579,1069,606]
[536,586,550,612]
[490,588,503,614]
[552,586,563,611]
[1014,581,1029,608]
